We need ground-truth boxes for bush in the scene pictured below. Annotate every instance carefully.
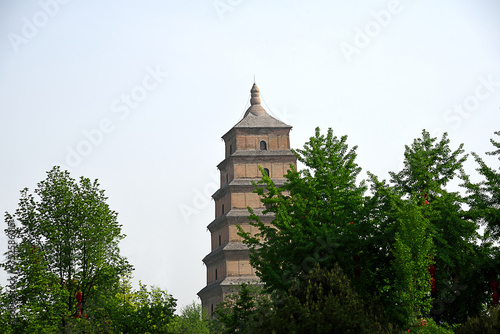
[456,306,500,334]
[260,264,398,334]
[406,318,455,333]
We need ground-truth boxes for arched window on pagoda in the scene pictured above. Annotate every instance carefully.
[260,140,267,150]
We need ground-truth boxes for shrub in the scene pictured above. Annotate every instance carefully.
[456,306,500,334]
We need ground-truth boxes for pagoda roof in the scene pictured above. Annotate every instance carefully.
[222,83,291,139]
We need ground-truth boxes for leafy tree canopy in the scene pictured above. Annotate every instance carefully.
[240,127,368,296]
[1,166,132,331]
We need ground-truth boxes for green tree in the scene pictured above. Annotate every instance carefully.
[361,174,435,328]
[168,302,210,334]
[463,130,500,240]
[0,285,13,334]
[391,197,434,325]
[383,130,481,324]
[212,282,269,334]
[131,282,177,333]
[212,265,397,334]
[461,130,500,315]
[260,265,396,334]
[240,128,368,296]
[456,306,500,334]
[1,166,132,331]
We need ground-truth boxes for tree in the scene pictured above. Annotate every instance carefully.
[212,282,269,334]
[391,196,434,326]
[260,265,396,334]
[72,271,177,333]
[168,302,210,334]
[456,306,500,334]
[240,127,368,296]
[1,166,132,331]
[362,173,435,328]
[239,127,486,328]
[212,265,397,334]
[130,282,177,333]
[461,130,500,314]
[0,285,13,334]
[463,130,500,240]
[381,130,482,324]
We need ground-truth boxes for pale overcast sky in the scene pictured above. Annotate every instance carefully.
[1,0,499,311]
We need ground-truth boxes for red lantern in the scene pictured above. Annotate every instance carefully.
[430,277,436,293]
[492,280,498,292]
[76,291,82,302]
[493,292,499,306]
[428,265,436,276]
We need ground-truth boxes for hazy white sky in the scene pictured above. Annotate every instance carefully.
[1,0,499,311]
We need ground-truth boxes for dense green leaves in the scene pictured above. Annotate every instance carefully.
[168,302,210,334]
[240,128,367,295]
[234,128,500,331]
[1,166,133,331]
[391,198,434,326]
[211,266,397,334]
[463,131,500,240]
[456,306,500,334]
[213,283,269,334]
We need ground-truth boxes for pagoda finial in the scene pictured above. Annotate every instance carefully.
[250,83,261,105]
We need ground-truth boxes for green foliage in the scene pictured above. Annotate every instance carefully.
[168,302,210,334]
[0,286,13,334]
[0,166,133,331]
[240,127,368,296]
[212,266,397,334]
[456,307,500,334]
[212,282,269,334]
[130,282,177,332]
[406,317,456,333]
[89,273,177,333]
[4,241,70,332]
[262,265,397,334]
[391,198,434,326]
[463,131,500,240]
[367,172,435,327]
[236,128,497,330]
[370,130,483,325]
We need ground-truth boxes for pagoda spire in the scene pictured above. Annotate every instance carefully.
[250,83,261,105]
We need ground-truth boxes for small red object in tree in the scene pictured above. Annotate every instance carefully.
[430,277,436,293]
[428,265,436,276]
[493,292,499,306]
[75,291,83,318]
[491,280,498,292]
